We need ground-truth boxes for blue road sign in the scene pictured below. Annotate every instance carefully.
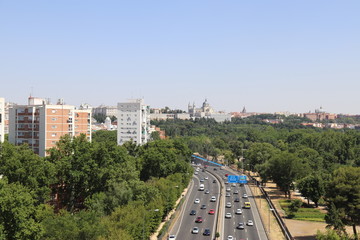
[238,175,248,184]
[228,175,239,183]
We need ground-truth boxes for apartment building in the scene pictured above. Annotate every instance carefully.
[117,99,150,145]
[0,98,4,142]
[92,105,117,117]
[9,97,91,157]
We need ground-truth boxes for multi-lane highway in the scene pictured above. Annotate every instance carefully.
[169,162,267,240]
[172,167,221,239]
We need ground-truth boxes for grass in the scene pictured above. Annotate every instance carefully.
[279,199,326,222]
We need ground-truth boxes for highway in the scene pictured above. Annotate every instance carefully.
[169,161,267,240]
[172,167,221,239]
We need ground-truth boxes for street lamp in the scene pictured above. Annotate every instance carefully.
[143,208,160,240]
[269,208,274,233]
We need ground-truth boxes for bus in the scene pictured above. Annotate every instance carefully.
[244,202,251,209]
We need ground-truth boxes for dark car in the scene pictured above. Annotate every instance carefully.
[190,210,196,215]
[234,198,240,202]
[203,228,211,236]
[213,180,217,183]
[201,204,207,209]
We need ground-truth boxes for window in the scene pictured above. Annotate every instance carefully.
[52,118,57,121]
[51,133,57,137]
[52,125,57,129]
[52,110,57,113]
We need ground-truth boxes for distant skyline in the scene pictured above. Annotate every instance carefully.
[1,1,359,114]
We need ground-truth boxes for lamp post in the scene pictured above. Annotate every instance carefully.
[143,208,159,240]
[269,208,274,233]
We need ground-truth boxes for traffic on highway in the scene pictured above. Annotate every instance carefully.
[169,160,267,240]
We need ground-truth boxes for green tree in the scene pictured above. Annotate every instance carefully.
[297,174,325,207]
[325,166,360,238]
[0,179,44,240]
[316,229,349,240]
[268,152,307,198]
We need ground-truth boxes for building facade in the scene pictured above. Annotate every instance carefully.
[188,99,231,122]
[0,98,4,142]
[117,99,150,145]
[92,105,117,117]
[9,97,91,157]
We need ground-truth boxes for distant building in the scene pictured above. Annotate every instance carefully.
[303,107,337,122]
[188,99,231,122]
[9,97,92,157]
[0,98,5,142]
[149,125,166,139]
[117,99,150,145]
[92,105,117,117]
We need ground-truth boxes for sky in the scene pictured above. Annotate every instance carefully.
[1,1,359,114]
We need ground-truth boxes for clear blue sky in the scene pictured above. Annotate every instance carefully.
[1,1,359,114]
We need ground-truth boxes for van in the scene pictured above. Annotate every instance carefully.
[199,184,204,191]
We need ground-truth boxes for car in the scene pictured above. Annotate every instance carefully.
[226,193,231,197]
[192,227,199,234]
[226,187,231,192]
[234,190,239,194]
[243,193,248,198]
[201,204,207,209]
[202,169,205,172]
[232,183,236,187]
[194,198,200,204]
[225,212,232,218]
[213,167,217,171]
[234,197,240,202]
[227,236,234,240]
[225,174,229,177]
[247,220,254,226]
[210,196,216,202]
[205,176,208,180]
[203,228,211,236]
[200,179,204,182]
[205,189,210,194]
[226,202,232,208]
[194,171,198,175]
[190,210,196,215]
[236,208,243,215]
[225,181,229,184]
[168,235,176,240]
[195,216,203,223]
[208,209,215,215]
[237,222,245,230]
[213,179,217,183]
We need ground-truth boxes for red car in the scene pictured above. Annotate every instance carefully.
[225,174,229,177]
[208,209,215,215]
[195,216,203,223]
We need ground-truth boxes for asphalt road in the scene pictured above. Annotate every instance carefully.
[173,167,221,239]
[170,162,268,240]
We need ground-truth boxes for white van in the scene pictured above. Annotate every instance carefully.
[199,184,205,191]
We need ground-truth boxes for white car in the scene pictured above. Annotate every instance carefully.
[226,193,231,197]
[227,236,234,240]
[236,208,243,215]
[168,235,176,240]
[226,187,231,192]
[232,183,236,187]
[194,198,200,204]
[234,190,239,194]
[194,172,198,175]
[243,193,248,198]
[226,202,232,208]
[247,220,254,226]
[205,176,208,180]
[225,212,232,218]
[210,196,216,202]
[192,227,199,234]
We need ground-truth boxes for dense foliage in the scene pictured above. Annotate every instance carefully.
[0,134,192,240]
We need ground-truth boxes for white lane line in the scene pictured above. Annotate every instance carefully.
[174,178,194,237]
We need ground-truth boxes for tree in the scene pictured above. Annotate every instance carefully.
[0,179,44,240]
[245,142,279,167]
[316,229,349,240]
[297,174,325,207]
[325,202,346,235]
[268,152,307,198]
[325,166,360,238]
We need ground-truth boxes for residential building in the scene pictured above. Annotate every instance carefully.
[0,98,4,142]
[9,97,91,157]
[117,99,150,145]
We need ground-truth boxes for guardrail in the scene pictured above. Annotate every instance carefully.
[251,177,294,240]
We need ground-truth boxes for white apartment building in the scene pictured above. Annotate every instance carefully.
[92,105,117,117]
[117,99,150,145]
[9,97,92,157]
[0,98,5,142]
